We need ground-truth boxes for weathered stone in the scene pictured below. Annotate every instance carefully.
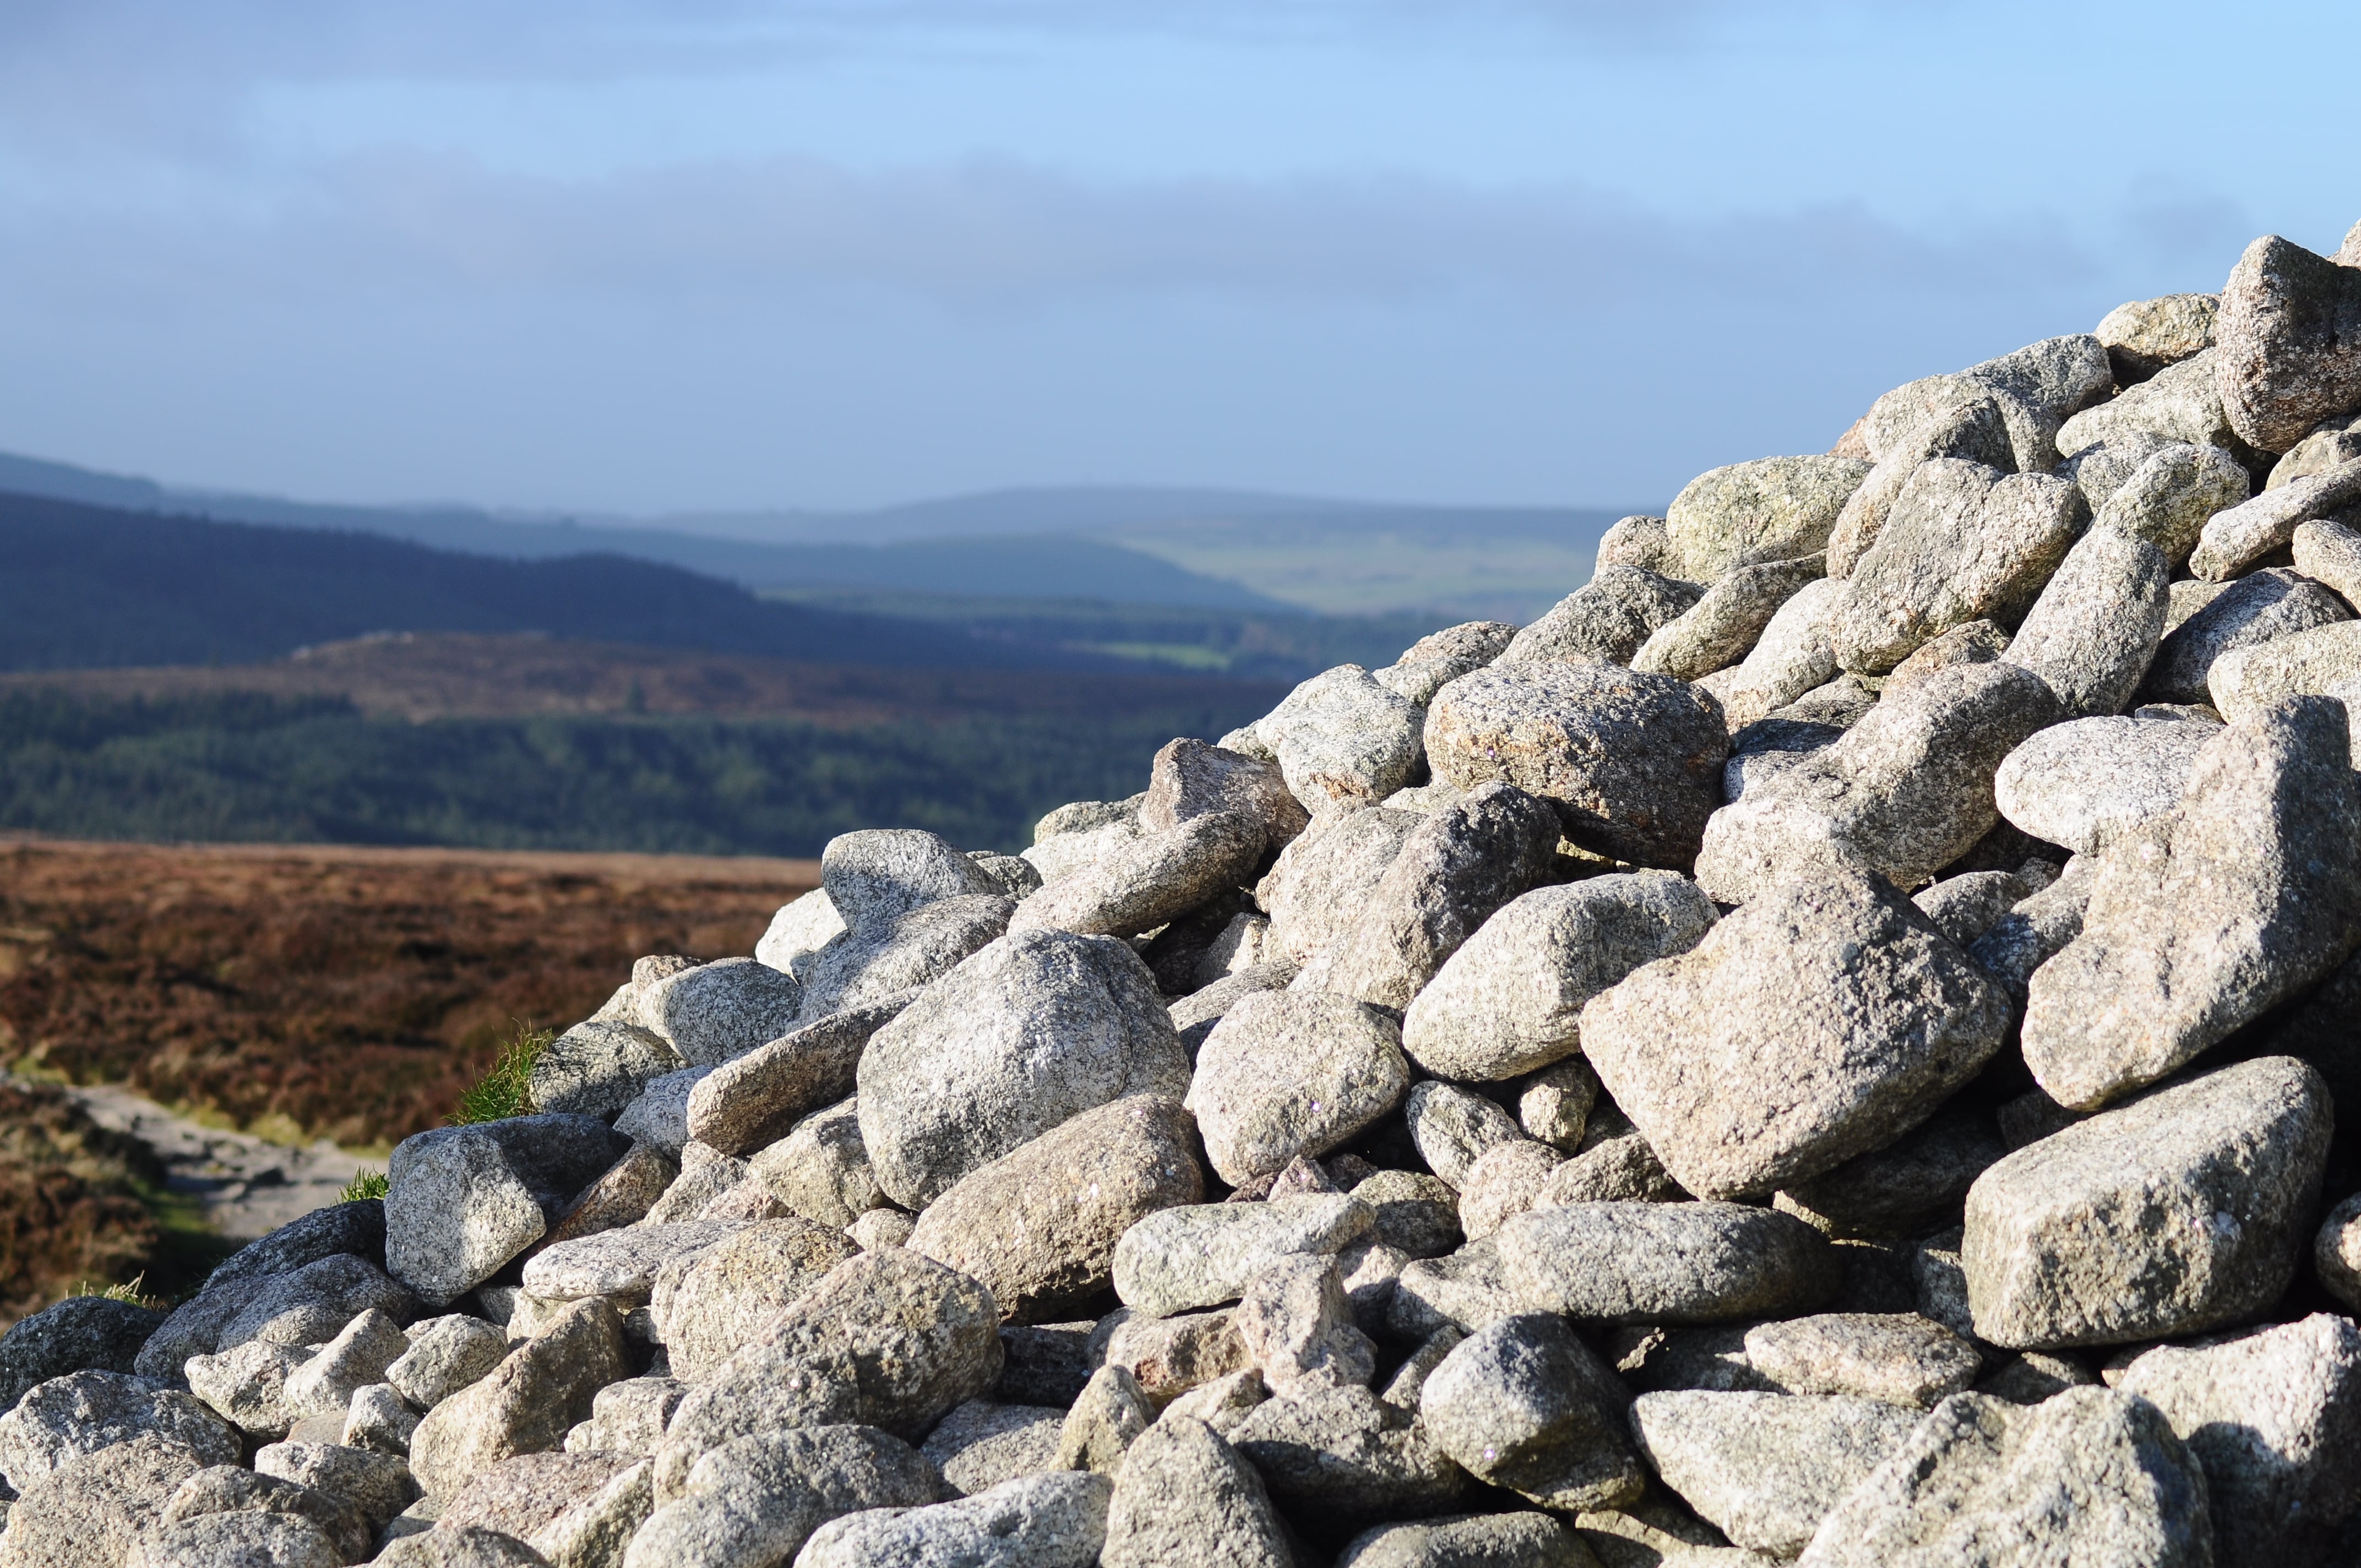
[1404,1083,1525,1189]
[640,958,806,1069]
[1742,1314,1980,1407]
[2318,1190,2361,1309]
[2063,428,2178,513]
[1580,870,2009,1200]
[612,1068,708,1157]
[2215,232,2361,454]
[2142,567,2353,705]
[2208,617,2361,732]
[1794,1388,2212,1568]
[1112,1196,1374,1318]
[795,1471,1112,1568]
[440,1451,651,1568]
[2022,703,2361,1108]
[373,1526,548,1568]
[1387,1239,1525,1340]
[749,1098,886,1229]
[1232,1254,1375,1392]
[2059,348,2246,457]
[2091,440,2250,565]
[1187,990,1409,1187]
[1517,1059,1600,1152]
[1425,663,1729,869]
[1633,554,1827,681]
[756,888,846,976]
[1456,1140,1565,1239]
[1292,782,1563,1009]
[2189,456,2361,579]
[1058,1364,1155,1473]
[129,1510,342,1568]
[1230,1384,1470,1527]
[858,929,1189,1208]
[1337,1512,1594,1568]
[0,1433,211,1568]
[1535,1132,1683,1208]
[1999,526,2168,717]
[387,1117,630,1308]
[908,1095,1203,1325]
[408,1298,629,1498]
[793,895,1014,1023]
[2272,410,2361,490]
[1709,577,1848,731]
[1595,515,1676,573]
[1499,568,1705,669]
[1013,812,1264,941]
[683,994,915,1157]
[1963,1057,2331,1348]
[2119,1313,2361,1565]
[1910,869,2026,946]
[1774,1103,2007,1240]
[820,828,1001,935]
[1419,1313,1642,1512]
[643,1141,749,1226]
[1663,457,1872,580]
[1026,797,1147,883]
[1402,872,1716,1083]
[652,1354,863,1501]
[1694,663,2061,903]
[1255,665,1429,808]
[921,1400,1064,1496]
[1142,738,1310,855]
[1992,710,2218,855]
[1100,1311,1253,1407]
[2098,293,2219,383]
[624,1423,938,1568]
[212,1252,416,1353]
[1378,622,1520,705]
[155,1466,371,1565]
[0,1295,166,1412]
[1496,1202,1830,1325]
[1100,1413,1291,1568]
[530,1021,686,1121]
[1829,392,2016,578]
[1258,807,1422,966]
[565,1377,682,1458]
[1351,1171,1462,1260]
[344,1383,420,1455]
[650,1219,861,1380]
[284,1308,409,1419]
[2294,514,2361,608]
[253,1441,421,1533]
[1634,1391,1919,1557]
[0,1371,239,1490]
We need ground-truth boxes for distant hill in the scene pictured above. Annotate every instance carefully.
[0,490,1155,674]
[0,450,1626,619]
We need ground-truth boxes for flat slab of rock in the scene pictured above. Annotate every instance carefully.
[1796,1388,2212,1568]
[684,994,915,1156]
[520,1221,739,1303]
[1580,870,2010,1200]
[1633,1390,1921,1556]
[1113,1196,1374,1318]
[1663,456,1870,579]
[1494,1201,1830,1325]
[1963,1056,2331,1349]
[1742,1313,1981,1407]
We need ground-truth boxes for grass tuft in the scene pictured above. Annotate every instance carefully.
[71,1271,159,1308]
[340,1168,389,1202]
[450,1022,553,1126]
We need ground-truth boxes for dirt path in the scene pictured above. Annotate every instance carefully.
[59,1080,380,1243]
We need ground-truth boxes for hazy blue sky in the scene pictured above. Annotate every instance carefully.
[0,1,2354,515]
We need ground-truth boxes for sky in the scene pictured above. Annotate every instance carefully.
[0,1,2355,517]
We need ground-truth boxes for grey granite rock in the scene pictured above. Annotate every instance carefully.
[567,1376,682,1458]
[757,888,846,977]
[407,1297,629,1498]
[749,1097,887,1229]
[1965,334,2115,429]
[1709,576,1848,731]
[1580,870,2008,1200]
[530,1021,686,1121]
[1352,1171,1462,1260]
[1999,526,2168,717]
[2091,440,2250,565]
[129,1510,342,1568]
[651,1219,861,1380]
[1337,1511,1593,1568]
[1993,710,2218,854]
[1058,1364,1155,1473]
[1517,1059,1600,1152]
[1387,1238,1526,1340]
[1741,1314,1980,1408]
[641,958,806,1069]
[1595,515,1677,573]
[0,1371,239,1490]
[213,1252,416,1355]
[284,1308,409,1419]
[1,1434,212,1568]
[1292,782,1562,1008]
[652,1353,864,1501]
[908,1095,1203,1325]
[1255,665,1429,808]
[1499,568,1705,669]
[1232,1254,1375,1392]
[1405,1083,1525,1189]
[2119,1313,2361,1565]
[2059,347,2246,457]
[1230,1383,1470,1528]
[1100,1413,1291,1568]
[2021,702,2361,1109]
[1456,1141,1565,1240]
[821,827,1002,934]
[2063,428,2178,512]
[1910,869,2026,946]
[1113,1196,1374,1318]
[1663,457,1872,580]
[1378,622,1520,706]
[857,929,1190,1208]
[438,1450,651,1568]
[1632,554,1827,681]
[1099,1310,1254,1407]
[1168,962,1297,1058]
[1142,737,1310,855]
[1773,1102,2006,1240]
[1794,1388,2211,1568]
[1026,796,1148,883]
[1187,991,1410,1187]
[1259,805,1422,965]
[387,1117,630,1307]
[1694,662,2060,903]
[183,1340,307,1438]
[795,1471,1111,1568]
[1419,1313,1642,1512]
[612,1068,709,1157]
[793,894,1014,1022]
[683,993,916,1157]
[1402,873,1716,1083]
[344,1384,419,1456]
[252,1440,420,1533]
[625,1424,939,1568]
[1829,391,2016,578]
[2189,456,2361,580]
[1631,1390,1919,1556]
[1495,1202,1830,1325]
[2141,566,2353,705]
[372,1527,547,1568]
[2098,293,2219,383]
[155,1466,371,1565]
[2294,514,2361,607]
[0,1295,166,1412]
[2215,232,2361,454]
[921,1401,1064,1496]
[2208,617,2361,728]
[1013,812,1264,941]
[2318,1190,2361,1309]
[1535,1132,1684,1208]
[710,1250,1003,1441]
[540,1143,678,1248]
[1963,1057,2331,1348]
[1425,663,1728,869]
[1829,459,2087,675]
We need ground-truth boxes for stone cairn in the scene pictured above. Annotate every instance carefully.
[10,222,2361,1568]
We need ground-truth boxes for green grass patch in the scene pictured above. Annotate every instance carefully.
[451,1023,552,1125]
[339,1169,389,1202]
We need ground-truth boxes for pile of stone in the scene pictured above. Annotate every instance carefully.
[13,223,2361,1568]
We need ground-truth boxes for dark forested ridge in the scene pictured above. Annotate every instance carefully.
[0,489,1146,674]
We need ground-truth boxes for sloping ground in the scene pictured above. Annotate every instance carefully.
[0,839,816,1150]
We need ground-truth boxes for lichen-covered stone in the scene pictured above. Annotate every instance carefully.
[1663,456,1872,580]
